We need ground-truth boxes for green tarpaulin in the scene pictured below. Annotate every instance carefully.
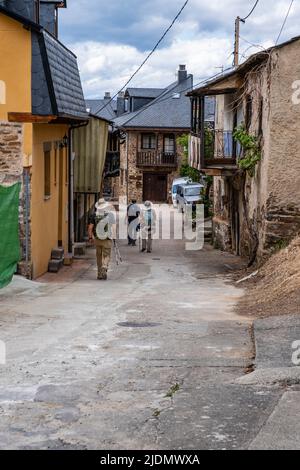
[0,183,21,289]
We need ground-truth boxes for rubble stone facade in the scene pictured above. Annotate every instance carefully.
[117,131,186,203]
[211,40,300,261]
[0,121,32,277]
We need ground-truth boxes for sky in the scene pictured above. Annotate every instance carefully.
[58,0,300,99]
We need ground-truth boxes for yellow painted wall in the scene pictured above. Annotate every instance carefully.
[31,124,69,278]
[0,13,32,155]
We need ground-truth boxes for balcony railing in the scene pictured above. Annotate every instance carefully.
[203,129,238,164]
[137,151,177,167]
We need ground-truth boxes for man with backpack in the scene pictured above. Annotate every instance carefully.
[140,201,156,253]
[88,198,116,280]
[127,199,140,246]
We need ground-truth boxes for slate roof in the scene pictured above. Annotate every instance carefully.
[85,99,117,121]
[125,88,165,99]
[0,2,88,121]
[42,31,87,119]
[114,76,193,129]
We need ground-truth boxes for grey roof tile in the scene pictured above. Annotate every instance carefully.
[125,88,165,98]
[85,99,117,121]
[114,76,193,129]
[42,31,88,119]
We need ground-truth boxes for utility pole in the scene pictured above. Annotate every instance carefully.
[234,16,245,67]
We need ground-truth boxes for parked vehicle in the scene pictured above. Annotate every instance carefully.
[176,182,204,213]
[171,177,191,207]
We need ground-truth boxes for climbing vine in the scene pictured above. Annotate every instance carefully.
[233,124,261,177]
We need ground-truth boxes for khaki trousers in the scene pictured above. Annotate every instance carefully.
[95,239,112,275]
[142,232,152,252]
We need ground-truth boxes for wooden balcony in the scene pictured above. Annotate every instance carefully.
[191,130,238,176]
[137,151,177,168]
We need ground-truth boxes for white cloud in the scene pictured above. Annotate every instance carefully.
[64,0,300,98]
[72,34,233,98]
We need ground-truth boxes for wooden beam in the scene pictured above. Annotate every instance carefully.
[8,113,57,123]
[203,167,238,177]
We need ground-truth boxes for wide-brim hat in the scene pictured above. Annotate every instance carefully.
[144,201,152,210]
[95,198,112,212]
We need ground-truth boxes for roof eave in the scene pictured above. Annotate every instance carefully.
[0,5,42,31]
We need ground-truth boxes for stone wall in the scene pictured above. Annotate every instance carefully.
[212,40,300,262]
[0,121,32,278]
[0,121,23,185]
[118,130,185,203]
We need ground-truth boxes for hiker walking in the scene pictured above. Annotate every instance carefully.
[127,199,140,246]
[140,201,156,253]
[88,198,116,280]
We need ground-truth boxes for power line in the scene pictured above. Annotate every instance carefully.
[116,67,234,113]
[94,0,190,116]
[241,0,260,21]
[275,0,295,45]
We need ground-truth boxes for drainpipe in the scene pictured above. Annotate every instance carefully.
[68,120,89,254]
[24,168,30,277]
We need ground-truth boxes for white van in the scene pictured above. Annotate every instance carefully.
[176,182,204,213]
[171,177,190,207]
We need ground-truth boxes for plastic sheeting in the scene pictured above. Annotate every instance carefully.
[0,183,21,289]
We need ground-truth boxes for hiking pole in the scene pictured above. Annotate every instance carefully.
[113,240,120,265]
[114,240,122,264]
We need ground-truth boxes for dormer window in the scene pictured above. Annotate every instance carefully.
[34,0,40,23]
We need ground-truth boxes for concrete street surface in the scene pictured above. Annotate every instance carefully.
[0,234,299,449]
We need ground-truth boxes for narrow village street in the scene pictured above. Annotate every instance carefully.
[0,230,288,450]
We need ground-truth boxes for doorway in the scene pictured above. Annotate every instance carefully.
[143,173,167,202]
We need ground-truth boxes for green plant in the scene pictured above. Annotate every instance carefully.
[233,124,261,177]
[204,127,214,160]
[165,383,180,398]
[273,239,289,252]
[177,134,201,181]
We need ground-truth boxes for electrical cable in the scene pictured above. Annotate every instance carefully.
[241,0,260,21]
[275,0,295,45]
[94,0,190,116]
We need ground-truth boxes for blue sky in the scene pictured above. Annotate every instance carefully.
[58,0,300,98]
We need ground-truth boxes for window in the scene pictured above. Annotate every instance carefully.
[141,133,156,150]
[164,134,175,154]
[44,150,51,198]
[54,143,58,186]
[65,148,69,185]
[34,0,40,23]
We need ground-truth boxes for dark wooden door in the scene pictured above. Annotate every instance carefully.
[143,173,167,202]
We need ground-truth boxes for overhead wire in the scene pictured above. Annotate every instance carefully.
[94,0,190,116]
[275,0,295,45]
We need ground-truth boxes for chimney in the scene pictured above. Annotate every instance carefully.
[117,91,125,117]
[178,64,187,83]
[104,92,111,100]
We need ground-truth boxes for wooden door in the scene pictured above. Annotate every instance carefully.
[143,173,167,202]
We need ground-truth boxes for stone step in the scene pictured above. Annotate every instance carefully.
[51,247,64,260]
[63,254,73,266]
[48,259,63,273]
[73,243,86,257]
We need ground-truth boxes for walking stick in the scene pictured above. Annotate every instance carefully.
[114,240,122,265]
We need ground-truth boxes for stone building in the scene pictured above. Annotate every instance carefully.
[0,1,88,280]
[188,36,300,262]
[113,66,193,203]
